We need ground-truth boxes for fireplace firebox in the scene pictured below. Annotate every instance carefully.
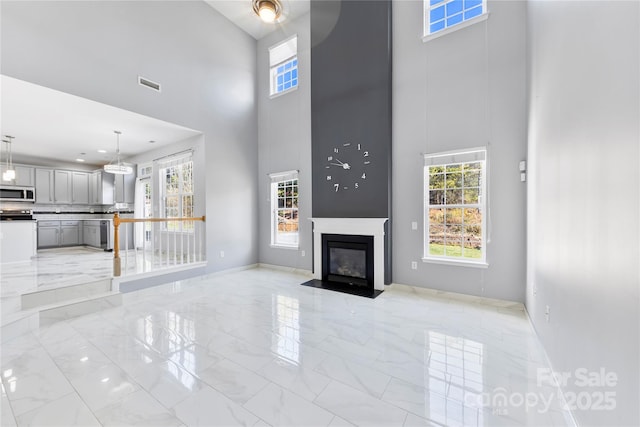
[322,234,374,289]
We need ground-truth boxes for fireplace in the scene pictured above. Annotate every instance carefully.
[303,218,387,298]
[322,234,374,288]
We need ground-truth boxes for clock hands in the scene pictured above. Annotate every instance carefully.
[329,162,351,170]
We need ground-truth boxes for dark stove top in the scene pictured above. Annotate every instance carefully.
[0,209,34,221]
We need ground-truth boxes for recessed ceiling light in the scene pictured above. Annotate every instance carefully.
[98,149,107,153]
[76,158,85,162]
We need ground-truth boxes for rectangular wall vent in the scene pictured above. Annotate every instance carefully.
[138,76,161,92]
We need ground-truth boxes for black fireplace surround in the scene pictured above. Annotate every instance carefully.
[301,232,381,298]
[322,234,374,289]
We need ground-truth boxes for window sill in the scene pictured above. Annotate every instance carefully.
[269,85,298,100]
[422,12,489,43]
[422,257,488,269]
[270,244,299,250]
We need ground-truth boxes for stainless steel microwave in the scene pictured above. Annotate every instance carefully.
[0,186,35,202]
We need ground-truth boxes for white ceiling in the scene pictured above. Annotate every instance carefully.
[205,0,310,40]
[0,75,201,167]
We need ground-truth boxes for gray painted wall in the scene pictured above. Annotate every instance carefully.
[1,1,258,274]
[527,1,640,425]
[257,13,312,270]
[392,0,527,301]
[310,0,392,220]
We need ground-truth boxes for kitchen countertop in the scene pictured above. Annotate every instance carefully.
[34,214,112,221]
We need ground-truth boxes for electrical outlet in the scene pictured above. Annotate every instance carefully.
[411,261,418,270]
[533,285,537,297]
[545,305,550,322]
[220,250,225,258]
[301,250,305,257]
[411,221,418,230]
[55,208,60,213]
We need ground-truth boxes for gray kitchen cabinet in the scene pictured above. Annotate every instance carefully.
[60,220,80,246]
[14,165,35,187]
[35,168,54,204]
[0,164,34,187]
[89,172,100,205]
[114,171,136,204]
[54,170,72,204]
[72,172,89,204]
[37,221,60,248]
[89,171,114,205]
[83,224,101,248]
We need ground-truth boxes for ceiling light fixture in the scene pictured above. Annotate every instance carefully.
[104,130,133,175]
[252,0,282,23]
[2,136,16,182]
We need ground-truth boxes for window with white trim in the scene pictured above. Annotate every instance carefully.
[424,148,486,264]
[270,171,299,248]
[269,36,298,96]
[158,153,194,232]
[424,0,487,38]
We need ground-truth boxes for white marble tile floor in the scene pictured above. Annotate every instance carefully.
[0,267,572,426]
[1,247,114,299]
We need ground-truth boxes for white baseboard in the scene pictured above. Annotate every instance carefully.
[257,263,313,277]
[524,307,579,427]
[388,281,525,311]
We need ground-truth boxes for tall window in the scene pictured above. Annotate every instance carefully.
[424,148,486,264]
[424,0,487,39]
[269,36,298,96]
[270,171,299,248]
[159,153,194,232]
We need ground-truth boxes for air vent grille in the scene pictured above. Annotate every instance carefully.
[138,76,161,92]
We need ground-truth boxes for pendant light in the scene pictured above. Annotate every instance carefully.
[104,130,133,175]
[2,136,16,182]
[252,0,282,23]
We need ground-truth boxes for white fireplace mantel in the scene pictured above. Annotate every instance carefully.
[310,218,388,291]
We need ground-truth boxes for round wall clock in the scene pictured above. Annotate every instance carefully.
[324,142,371,192]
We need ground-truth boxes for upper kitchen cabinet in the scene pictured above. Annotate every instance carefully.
[89,170,114,205]
[35,168,54,203]
[1,164,34,187]
[35,166,122,206]
[114,171,136,204]
[54,170,72,204]
[71,171,89,204]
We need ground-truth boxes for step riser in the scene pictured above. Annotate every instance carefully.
[39,293,122,326]
[21,279,112,310]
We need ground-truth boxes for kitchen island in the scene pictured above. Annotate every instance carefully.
[0,220,37,263]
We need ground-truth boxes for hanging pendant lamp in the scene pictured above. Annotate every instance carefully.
[2,136,16,182]
[104,130,133,175]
